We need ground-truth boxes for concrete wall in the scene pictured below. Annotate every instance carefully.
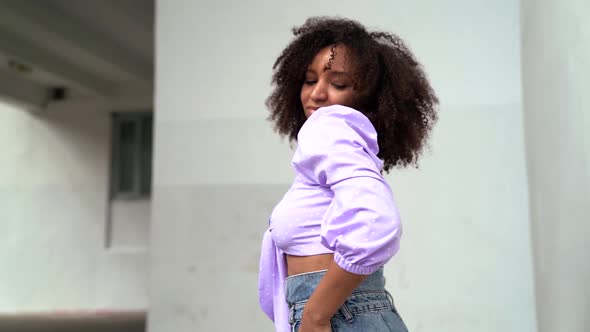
[150,1,536,331]
[0,102,148,312]
[521,0,590,331]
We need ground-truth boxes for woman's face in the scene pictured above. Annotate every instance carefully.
[301,44,358,118]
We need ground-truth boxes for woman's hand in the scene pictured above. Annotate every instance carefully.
[297,262,367,332]
[298,316,332,332]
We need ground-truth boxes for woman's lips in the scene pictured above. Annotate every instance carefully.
[307,107,319,114]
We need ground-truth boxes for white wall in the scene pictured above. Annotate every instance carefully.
[521,1,590,331]
[150,1,536,331]
[0,101,148,312]
[111,199,151,248]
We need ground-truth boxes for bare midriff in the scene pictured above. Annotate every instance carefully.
[286,253,334,276]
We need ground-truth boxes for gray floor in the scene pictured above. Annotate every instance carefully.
[0,312,145,332]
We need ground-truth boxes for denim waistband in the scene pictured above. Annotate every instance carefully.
[285,268,396,325]
[285,267,386,305]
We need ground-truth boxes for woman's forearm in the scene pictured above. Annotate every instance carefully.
[302,260,369,324]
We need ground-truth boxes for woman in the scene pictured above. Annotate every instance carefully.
[259,17,438,332]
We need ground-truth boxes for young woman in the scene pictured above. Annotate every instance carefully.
[259,17,438,332]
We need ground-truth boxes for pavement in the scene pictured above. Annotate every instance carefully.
[0,311,145,332]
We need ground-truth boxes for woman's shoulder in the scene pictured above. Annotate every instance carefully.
[297,105,379,155]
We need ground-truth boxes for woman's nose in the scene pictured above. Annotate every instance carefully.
[310,81,327,102]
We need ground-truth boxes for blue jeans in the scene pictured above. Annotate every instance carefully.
[285,268,408,332]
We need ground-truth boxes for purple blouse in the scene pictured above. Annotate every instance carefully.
[258,105,402,332]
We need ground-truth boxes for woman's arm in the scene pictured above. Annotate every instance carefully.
[300,261,368,330]
[293,106,402,331]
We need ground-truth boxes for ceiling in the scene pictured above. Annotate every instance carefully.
[0,0,154,111]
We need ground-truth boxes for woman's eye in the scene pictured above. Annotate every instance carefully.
[332,83,347,90]
[304,80,317,85]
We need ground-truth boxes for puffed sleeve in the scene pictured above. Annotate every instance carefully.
[292,105,402,275]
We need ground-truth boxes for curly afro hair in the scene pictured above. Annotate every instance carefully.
[267,16,439,172]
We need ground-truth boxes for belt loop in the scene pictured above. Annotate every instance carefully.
[339,302,354,323]
[385,289,395,307]
[289,305,295,325]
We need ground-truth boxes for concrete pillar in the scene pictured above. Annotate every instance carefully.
[521,0,590,330]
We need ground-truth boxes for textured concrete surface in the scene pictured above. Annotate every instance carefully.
[0,312,145,332]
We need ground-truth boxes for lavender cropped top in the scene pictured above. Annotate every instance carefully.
[258,105,403,332]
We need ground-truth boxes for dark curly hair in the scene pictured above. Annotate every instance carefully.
[267,16,439,172]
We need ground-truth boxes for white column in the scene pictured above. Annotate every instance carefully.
[521,1,590,331]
